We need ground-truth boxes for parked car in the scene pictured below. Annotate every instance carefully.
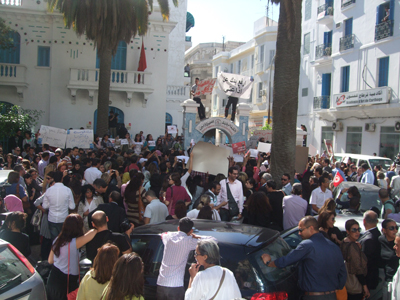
[333,182,382,213]
[337,153,393,172]
[0,238,47,299]
[128,219,301,300]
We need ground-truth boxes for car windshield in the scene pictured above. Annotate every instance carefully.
[369,159,392,170]
[335,190,382,212]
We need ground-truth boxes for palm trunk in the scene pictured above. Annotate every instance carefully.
[270,0,302,186]
[96,47,112,136]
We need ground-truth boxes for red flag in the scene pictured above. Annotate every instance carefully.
[333,171,344,187]
[138,39,147,72]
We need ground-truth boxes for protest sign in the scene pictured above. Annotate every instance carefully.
[257,142,271,153]
[148,141,156,147]
[66,129,93,149]
[176,156,190,164]
[120,139,129,145]
[167,125,177,134]
[194,78,217,97]
[232,141,246,154]
[308,144,317,157]
[38,125,67,148]
[233,154,244,162]
[217,72,253,99]
[249,149,259,158]
[324,139,334,157]
[191,141,230,175]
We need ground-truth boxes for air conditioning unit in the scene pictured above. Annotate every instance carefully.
[395,121,400,132]
[332,121,343,131]
[365,123,376,132]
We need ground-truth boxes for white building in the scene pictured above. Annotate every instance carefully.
[212,17,278,134]
[298,0,400,159]
[0,0,188,139]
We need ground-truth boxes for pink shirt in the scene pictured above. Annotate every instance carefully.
[165,186,191,215]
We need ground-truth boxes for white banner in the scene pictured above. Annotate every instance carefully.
[217,72,253,99]
[66,129,93,149]
[333,87,390,108]
[38,125,67,149]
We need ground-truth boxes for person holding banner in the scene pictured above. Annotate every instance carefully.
[191,78,206,120]
[224,96,238,122]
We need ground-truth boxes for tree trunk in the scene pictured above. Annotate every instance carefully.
[270,0,302,187]
[96,47,112,137]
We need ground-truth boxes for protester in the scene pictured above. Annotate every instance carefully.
[187,194,221,221]
[318,211,344,246]
[242,192,272,228]
[390,232,400,299]
[0,212,31,257]
[143,189,169,224]
[282,183,308,230]
[165,173,191,216]
[217,166,243,221]
[78,185,104,231]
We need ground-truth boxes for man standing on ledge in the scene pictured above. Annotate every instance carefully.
[224,96,238,122]
[191,78,206,120]
[261,216,347,300]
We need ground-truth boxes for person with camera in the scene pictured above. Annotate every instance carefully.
[86,211,133,264]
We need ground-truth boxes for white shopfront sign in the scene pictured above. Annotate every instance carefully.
[333,87,390,108]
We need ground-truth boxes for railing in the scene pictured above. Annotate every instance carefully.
[166,85,190,99]
[339,34,355,51]
[255,62,264,74]
[341,0,355,8]
[185,36,192,42]
[69,68,151,87]
[0,64,26,82]
[313,96,331,110]
[375,20,393,41]
[315,44,332,60]
[317,3,334,17]
[241,69,254,77]
[0,0,21,5]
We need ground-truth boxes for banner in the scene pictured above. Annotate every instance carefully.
[217,72,253,99]
[38,125,67,149]
[333,87,390,108]
[66,129,93,149]
[194,78,217,97]
[232,141,246,154]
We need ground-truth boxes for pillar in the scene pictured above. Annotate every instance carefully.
[233,103,251,144]
[181,99,199,149]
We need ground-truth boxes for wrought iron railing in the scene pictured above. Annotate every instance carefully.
[341,0,355,8]
[315,44,332,60]
[313,96,330,110]
[375,20,393,41]
[339,34,355,51]
[317,3,334,17]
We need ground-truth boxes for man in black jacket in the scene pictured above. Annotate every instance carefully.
[88,191,126,233]
[359,210,382,290]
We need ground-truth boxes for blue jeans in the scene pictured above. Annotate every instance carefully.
[48,221,63,241]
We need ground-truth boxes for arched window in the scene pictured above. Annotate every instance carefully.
[165,113,173,125]
[93,107,125,134]
[0,32,20,64]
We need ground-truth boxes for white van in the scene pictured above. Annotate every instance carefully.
[338,153,393,171]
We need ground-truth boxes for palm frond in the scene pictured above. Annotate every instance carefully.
[157,0,170,21]
[148,0,153,12]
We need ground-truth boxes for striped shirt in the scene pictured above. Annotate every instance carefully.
[157,231,215,287]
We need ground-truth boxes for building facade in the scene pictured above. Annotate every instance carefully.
[0,0,188,139]
[298,0,400,159]
[211,17,278,136]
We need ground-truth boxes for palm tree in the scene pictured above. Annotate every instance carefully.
[47,0,178,136]
[268,0,303,185]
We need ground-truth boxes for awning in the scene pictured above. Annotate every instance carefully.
[186,12,195,32]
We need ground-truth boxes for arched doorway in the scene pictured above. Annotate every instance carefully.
[93,107,125,134]
[201,128,233,145]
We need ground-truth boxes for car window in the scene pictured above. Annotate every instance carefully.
[369,159,392,170]
[336,191,382,212]
[131,236,164,278]
[282,230,302,250]
[358,160,368,167]
[249,237,293,283]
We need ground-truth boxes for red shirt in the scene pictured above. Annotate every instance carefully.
[125,163,139,173]
[166,186,191,215]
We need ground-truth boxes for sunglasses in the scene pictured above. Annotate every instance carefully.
[387,226,399,231]
[298,226,310,233]
[281,178,288,181]
[194,252,202,257]
[350,228,361,233]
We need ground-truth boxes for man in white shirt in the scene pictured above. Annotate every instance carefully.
[157,217,215,300]
[42,171,75,240]
[390,173,400,198]
[143,190,168,224]
[282,183,308,230]
[361,163,375,185]
[389,232,400,299]
[84,158,102,185]
[217,166,244,221]
[310,175,332,214]
[38,152,50,178]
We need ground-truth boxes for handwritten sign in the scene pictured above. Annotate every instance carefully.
[176,156,190,163]
[66,129,93,149]
[148,141,156,147]
[120,139,129,145]
[167,125,177,134]
[308,144,317,157]
[217,72,253,99]
[257,142,271,153]
[194,78,217,97]
[196,117,239,136]
[333,87,390,108]
[39,125,67,148]
[232,141,246,154]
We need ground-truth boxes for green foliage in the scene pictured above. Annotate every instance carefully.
[261,123,272,130]
[0,17,16,50]
[0,104,44,138]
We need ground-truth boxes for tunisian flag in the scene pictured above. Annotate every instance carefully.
[137,39,147,83]
[333,171,344,187]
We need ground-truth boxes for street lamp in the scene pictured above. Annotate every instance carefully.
[267,55,275,125]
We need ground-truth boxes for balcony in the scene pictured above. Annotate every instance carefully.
[185,36,192,51]
[255,62,265,74]
[0,0,21,5]
[313,96,331,110]
[0,64,28,96]
[339,34,355,51]
[375,20,393,42]
[166,85,191,102]
[317,3,334,24]
[68,68,153,102]
[315,44,332,60]
[341,0,355,9]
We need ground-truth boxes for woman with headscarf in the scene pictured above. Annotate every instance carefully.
[78,185,104,231]
[3,195,24,212]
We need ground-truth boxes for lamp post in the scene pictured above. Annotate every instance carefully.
[267,55,275,124]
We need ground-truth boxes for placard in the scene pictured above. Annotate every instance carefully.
[232,141,246,154]
[249,149,259,158]
[176,156,190,164]
[233,154,244,162]
[66,129,93,149]
[38,125,67,148]
[217,72,253,99]
[324,139,334,157]
[308,144,317,157]
[120,139,129,145]
[194,78,217,97]
[257,142,271,153]
[191,141,230,175]
[148,141,156,147]
[167,125,177,134]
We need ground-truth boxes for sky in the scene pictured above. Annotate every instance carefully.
[186,0,280,49]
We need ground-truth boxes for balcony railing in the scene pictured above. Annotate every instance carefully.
[315,43,332,60]
[317,3,334,17]
[166,85,190,100]
[313,96,331,110]
[0,64,26,84]
[375,20,393,41]
[339,34,355,51]
[0,0,21,5]
[255,62,264,74]
[341,0,355,8]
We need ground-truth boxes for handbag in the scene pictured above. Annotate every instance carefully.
[226,181,239,218]
[16,183,31,213]
[67,242,80,300]
[343,242,366,295]
[31,209,42,228]
[209,268,226,300]
[138,188,145,222]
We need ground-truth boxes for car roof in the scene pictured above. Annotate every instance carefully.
[336,182,380,192]
[338,153,392,161]
[0,170,12,183]
[131,219,280,248]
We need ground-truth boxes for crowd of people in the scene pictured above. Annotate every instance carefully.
[1,128,400,299]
